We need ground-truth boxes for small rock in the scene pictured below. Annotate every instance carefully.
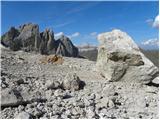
[1,82,8,88]
[96,97,114,109]
[88,93,96,100]
[85,107,96,119]
[76,101,85,108]
[54,89,63,97]
[37,103,44,111]
[18,105,25,112]
[46,80,60,89]
[62,73,84,91]
[50,115,59,119]
[15,111,31,119]
[16,78,25,85]
[108,99,115,108]
[1,88,19,107]
[61,114,68,119]
[45,90,53,100]
[152,77,159,85]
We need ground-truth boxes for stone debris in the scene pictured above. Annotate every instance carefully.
[0,29,159,119]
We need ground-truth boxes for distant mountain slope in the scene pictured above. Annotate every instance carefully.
[79,48,159,67]
[141,49,159,67]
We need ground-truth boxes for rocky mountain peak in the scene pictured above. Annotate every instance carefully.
[1,23,79,57]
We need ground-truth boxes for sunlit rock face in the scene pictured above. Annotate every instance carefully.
[96,29,158,84]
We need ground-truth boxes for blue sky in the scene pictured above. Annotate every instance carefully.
[1,1,159,49]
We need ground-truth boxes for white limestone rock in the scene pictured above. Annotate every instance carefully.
[96,29,158,84]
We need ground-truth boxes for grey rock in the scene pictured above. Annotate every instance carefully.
[85,107,96,118]
[15,111,31,119]
[1,23,79,57]
[57,35,79,57]
[62,73,82,91]
[152,77,159,85]
[47,30,56,54]
[56,42,67,56]
[96,29,159,84]
[16,78,25,85]
[96,97,114,109]
[54,89,63,97]
[14,23,41,52]
[1,88,19,107]
[88,93,96,100]
[46,80,60,90]
[40,29,56,54]
[39,38,47,54]
[17,105,25,112]
[1,27,20,47]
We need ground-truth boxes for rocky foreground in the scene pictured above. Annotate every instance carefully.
[0,29,159,119]
[0,48,159,119]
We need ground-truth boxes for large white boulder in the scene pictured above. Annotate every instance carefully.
[96,29,158,84]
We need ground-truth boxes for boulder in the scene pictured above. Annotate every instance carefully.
[96,29,158,84]
[46,80,60,90]
[1,88,19,107]
[152,77,159,85]
[62,73,82,91]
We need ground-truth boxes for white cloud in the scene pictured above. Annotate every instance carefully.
[146,15,159,28]
[90,32,97,36]
[142,38,159,46]
[71,32,80,37]
[53,21,74,28]
[68,32,80,39]
[153,15,159,28]
[54,32,64,38]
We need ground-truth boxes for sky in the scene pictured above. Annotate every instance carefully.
[1,1,159,49]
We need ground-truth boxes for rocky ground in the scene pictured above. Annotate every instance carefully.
[0,47,159,119]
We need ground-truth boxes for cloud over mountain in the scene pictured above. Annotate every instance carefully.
[67,32,80,39]
[146,14,159,29]
[153,15,159,28]
[55,32,64,38]
[90,32,97,36]
[141,38,159,46]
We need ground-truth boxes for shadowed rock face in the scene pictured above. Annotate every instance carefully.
[56,35,79,57]
[96,29,159,84]
[1,23,79,57]
[1,27,20,47]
